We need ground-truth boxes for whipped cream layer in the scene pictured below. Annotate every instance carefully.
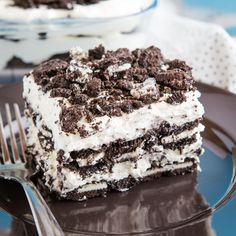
[23,74,204,155]
[0,0,152,21]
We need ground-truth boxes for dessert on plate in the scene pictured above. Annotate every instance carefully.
[24,45,205,201]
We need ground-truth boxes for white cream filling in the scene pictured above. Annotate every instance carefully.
[142,162,194,178]
[0,0,152,21]
[107,63,131,76]
[130,77,158,99]
[23,74,204,155]
[161,123,205,144]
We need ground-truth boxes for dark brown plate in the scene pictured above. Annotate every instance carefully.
[0,82,236,236]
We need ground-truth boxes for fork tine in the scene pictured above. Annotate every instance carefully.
[14,103,26,163]
[0,111,11,164]
[5,103,20,163]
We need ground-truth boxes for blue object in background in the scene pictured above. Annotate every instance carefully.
[196,146,236,236]
[183,0,236,36]
[183,0,236,13]
[0,210,12,229]
[212,197,236,236]
[197,148,233,207]
[225,26,236,37]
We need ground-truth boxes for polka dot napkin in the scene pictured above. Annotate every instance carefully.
[146,10,236,94]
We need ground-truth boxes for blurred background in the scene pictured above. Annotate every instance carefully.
[161,0,236,37]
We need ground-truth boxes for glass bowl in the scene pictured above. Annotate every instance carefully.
[0,0,158,83]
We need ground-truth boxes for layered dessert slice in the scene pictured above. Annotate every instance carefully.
[23,45,205,201]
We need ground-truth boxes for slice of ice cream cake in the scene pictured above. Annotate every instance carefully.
[23,45,205,201]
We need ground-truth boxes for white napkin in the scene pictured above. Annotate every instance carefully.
[104,6,236,94]
[147,10,236,94]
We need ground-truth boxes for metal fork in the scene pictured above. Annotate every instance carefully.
[0,103,64,236]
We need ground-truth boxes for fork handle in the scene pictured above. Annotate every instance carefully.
[21,180,64,236]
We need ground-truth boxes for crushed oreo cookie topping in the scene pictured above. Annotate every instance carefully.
[31,45,195,133]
